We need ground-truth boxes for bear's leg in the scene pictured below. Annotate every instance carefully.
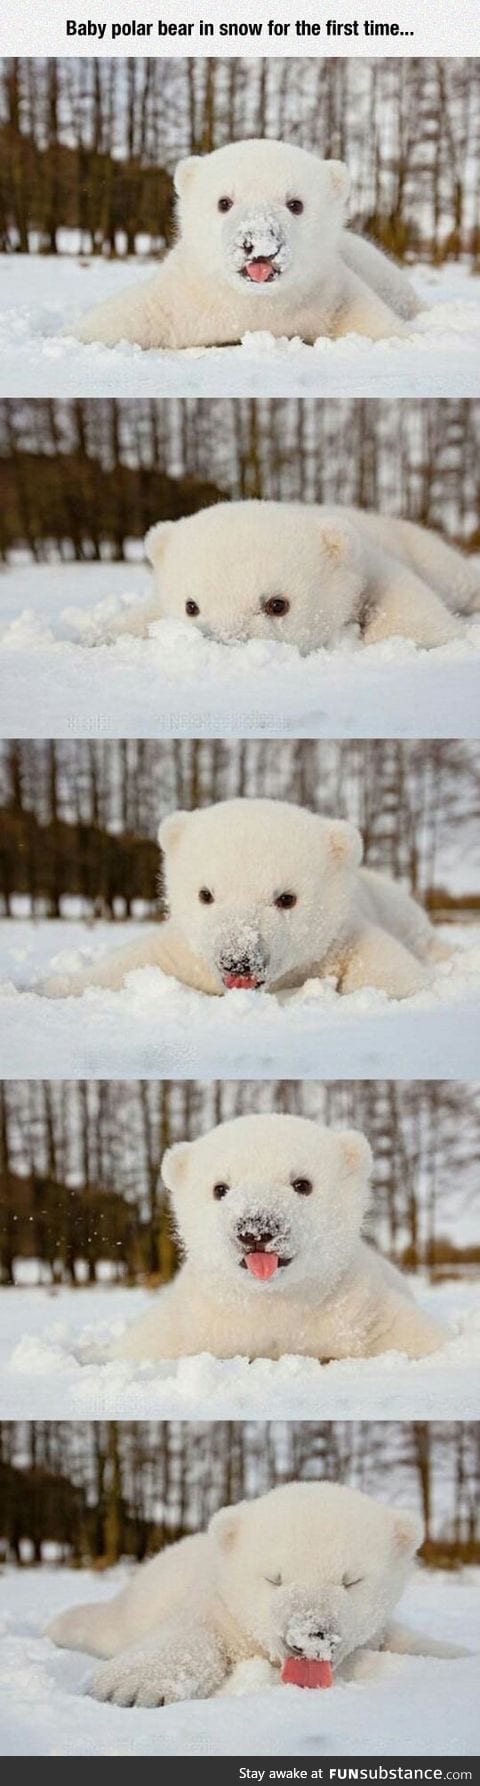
[41,931,175,998]
[46,1597,128,1660]
[91,594,163,645]
[335,269,408,340]
[341,232,420,319]
[340,925,429,999]
[384,1622,472,1660]
[369,1294,446,1358]
[90,1619,228,1707]
[364,574,461,647]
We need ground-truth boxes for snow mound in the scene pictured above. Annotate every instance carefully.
[1,1282,478,1420]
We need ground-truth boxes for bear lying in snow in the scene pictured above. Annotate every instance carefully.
[114,1112,446,1364]
[101,501,480,653]
[73,138,419,351]
[43,798,447,1003]
[46,1481,467,1705]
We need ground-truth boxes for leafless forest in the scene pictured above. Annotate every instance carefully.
[0,1079,478,1286]
[0,1421,478,1568]
[0,59,478,262]
[0,740,478,919]
[1,399,479,562]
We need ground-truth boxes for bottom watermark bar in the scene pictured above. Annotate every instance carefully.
[6,1758,476,1780]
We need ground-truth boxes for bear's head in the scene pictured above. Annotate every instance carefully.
[158,797,363,994]
[209,1481,423,1669]
[162,1113,372,1296]
[173,138,349,295]
[145,501,366,654]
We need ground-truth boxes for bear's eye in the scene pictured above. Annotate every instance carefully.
[218,196,233,212]
[287,198,304,215]
[213,1182,230,1200]
[291,1177,313,1196]
[186,599,200,617]
[199,887,214,904]
[274,892,297,910]
[265,1571,283,1587]
[343,1574,364,1589]
[262,596,290,618]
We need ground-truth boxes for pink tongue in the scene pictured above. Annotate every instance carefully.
[245,1251,279,1280]
[223,973,258,990]
[246,259,273,283]
[281,1658,333,1690]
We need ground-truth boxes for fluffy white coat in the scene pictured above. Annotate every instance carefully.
[73,139,419,350]
[43,799,447,1003]
[46,1481,466,1706]
[115,1113,445,1364]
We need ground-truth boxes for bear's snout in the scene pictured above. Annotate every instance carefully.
[226,210,291,284]
[217,940,269,991]
[236,1217,282,1250]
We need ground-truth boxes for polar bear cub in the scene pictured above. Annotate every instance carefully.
[46,1481,465,1706]
[104,501,479,653]
[114,1113,446,1364]
[43,798,446,1003]
[73,138,419,350]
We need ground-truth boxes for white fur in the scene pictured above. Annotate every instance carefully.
[43,798,447,1003]
[114,1112,446,1364]
[100,501,479,652]
[73,140,417,349]
[46,1480,466,1706]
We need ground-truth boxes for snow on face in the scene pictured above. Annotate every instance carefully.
[175,139,348,295]
[163,1112,372,1295]
[210,1481,422,1667]
[159,798,363,993]
[146,501,366,654]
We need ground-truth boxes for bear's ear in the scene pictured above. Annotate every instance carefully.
[319,524,349,565]
[161,1141,192,1194]
[209,1503,245,1551]
[145,522,175,568]
[158,810,190,853]
[175,155,201,199]
[392,1510,424,1558]
[326,159,350,203]
[337,1129,372,1180]
[326,819,363,870]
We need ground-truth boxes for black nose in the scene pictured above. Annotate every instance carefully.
[220,954,256,976]
[242,237,253,254]
[237,1223,278,1249]
[311,1628,325,1640]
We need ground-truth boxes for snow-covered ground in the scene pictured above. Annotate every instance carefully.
[0,1280,478,1420]
[0,1565,478,1755]
[0,257,479,397]
[1,920,479,1078]
[1,560,479,740]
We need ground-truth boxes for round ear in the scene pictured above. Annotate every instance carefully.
[158,810,190,853]
[145,522,175,568]
[326,159,350,203]
[161,1141,192,1194]
[337,1129,372,1182]
[391,1509,424,1558]
[327,819,363,870]
[175,155,201,200]
[209,1502,245,1551]
[319,524,349,565]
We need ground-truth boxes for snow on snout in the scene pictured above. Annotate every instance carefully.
[228,211,291,277]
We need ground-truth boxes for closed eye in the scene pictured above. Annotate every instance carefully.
[343,1575,364,1588]
[265,1572,283,1587]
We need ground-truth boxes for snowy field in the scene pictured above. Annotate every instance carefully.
[0,1280,478,1421]
[0,257,479,398]
[1,920,479,1079]
[1,560,480,740]
[0,1565,478,1756]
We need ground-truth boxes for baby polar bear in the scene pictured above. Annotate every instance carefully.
[47,1481,465,1707]
[115,1113,445,1364]
[73,138,420,350]
[43,798,446,1003]
[108,501,480,654]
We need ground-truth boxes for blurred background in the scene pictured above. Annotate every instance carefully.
[0,1420,478,1568]
[0,740,478,923]
[0,1078,478,1288]
[0,59,478,266]
[0,398,479,566]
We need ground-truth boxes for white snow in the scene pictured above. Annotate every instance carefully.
[1,561,480,740]
[0,1280,478,1421]
[0,257,479,397]
[0,1565,478,1755]
[1,920,479,1078]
